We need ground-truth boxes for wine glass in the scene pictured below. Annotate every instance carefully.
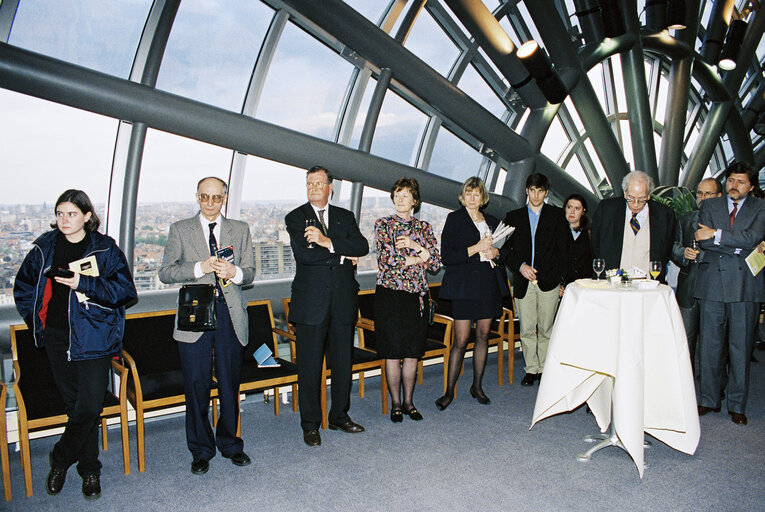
[305,218,316,248]
[691,239,700,263]
[650,261,662,280]
[592,258,605,280]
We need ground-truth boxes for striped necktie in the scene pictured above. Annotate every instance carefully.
[630,213,640,235]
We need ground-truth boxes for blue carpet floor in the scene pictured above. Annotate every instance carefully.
[3,349,764,511]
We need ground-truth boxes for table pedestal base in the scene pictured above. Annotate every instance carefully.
[576,423,650,468]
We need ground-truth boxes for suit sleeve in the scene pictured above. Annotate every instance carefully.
[13,247,42,329]
[158,222,198,284]
[441,212,475,265]
[331,210,369,257]
[502,211,526,272]
[236,222,255,286]
[671,216,687,268]
[698,200,765,254]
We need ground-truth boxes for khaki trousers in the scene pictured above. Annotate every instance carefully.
[516,281,560,374]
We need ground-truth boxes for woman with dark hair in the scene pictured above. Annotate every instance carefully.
[14,189,136,500]
[374,177,441,422]
[562,193,593,287]
[436,177,509,410]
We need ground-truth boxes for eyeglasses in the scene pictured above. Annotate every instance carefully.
[625,196,648,205]
[197,193,225,204]
[306,182,329,189]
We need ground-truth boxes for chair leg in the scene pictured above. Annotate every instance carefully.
[508,339,515,384]
[120,400,130,475]
[358,372,365,398]
[136,407,146,473]
[417,360,423,385]
[101,417,109,451]
[18,423,32,497]
[212,397,219,428]
[274,387,281,416]
[320,358,328,430]
[291,383,298,412]
[497,338,505,386]
[235,393,242,439]
[442,352,449,395]
[381,364,388,415]
[0,414,10,501]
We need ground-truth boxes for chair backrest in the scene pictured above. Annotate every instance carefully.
[244,300,279,360]
[282,297,291,324]
[357,289,375,320]
[10,324,66,419]
[122,310,180,376]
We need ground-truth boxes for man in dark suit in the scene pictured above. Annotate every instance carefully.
[591,170,676,282]
[694,162,765,425]
[285,166,369,446]
[159,177,255,474]
[502,173,569,386]
[671,178,722,375]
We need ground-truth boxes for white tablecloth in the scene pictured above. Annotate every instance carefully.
[531,281,700,477]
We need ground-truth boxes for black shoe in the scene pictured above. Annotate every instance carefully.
[46,452,67,495]
[435,394,453,411]
[224,451,251,467]
[303,429,321,446]
[390,407,404,423]
[81,472,101,500]
[403,406,423,421]
[536,373,543,384]
[469,386,491,405]
[191,458,209,475]
[521,373,537,386]
[328,420,365,433]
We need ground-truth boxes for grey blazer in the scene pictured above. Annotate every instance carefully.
[159,214,255,345]
[671,210,705,308]
[693,196,765,303]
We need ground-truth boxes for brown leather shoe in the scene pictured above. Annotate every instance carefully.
[697,405,721,416]
[730,412,748,425]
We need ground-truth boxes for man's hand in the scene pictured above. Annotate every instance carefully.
[305,226,332,249]
[211,258,236,280]
[55,273,80,290]
[695,223,716,241]
[683,247,699,260]
[200,255,218,275]
[520,263,537,282]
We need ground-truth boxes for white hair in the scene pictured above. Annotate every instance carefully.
[621,170,654,195]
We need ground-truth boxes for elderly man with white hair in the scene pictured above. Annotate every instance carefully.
[591,170,677,282]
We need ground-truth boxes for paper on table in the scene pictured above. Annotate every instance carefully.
[575,278,610,289]
[745,246,765,276]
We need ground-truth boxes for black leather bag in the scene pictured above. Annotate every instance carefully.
[177,284,217,332]
[427,289,438,326]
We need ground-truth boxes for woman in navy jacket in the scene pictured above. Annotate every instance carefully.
[436,177,509,410]
[14,190,136,499]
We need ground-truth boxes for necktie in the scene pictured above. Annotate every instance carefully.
[630,213,640,235]
[317,209,328,234]
[208,222,218,256]
[730,202,738,228]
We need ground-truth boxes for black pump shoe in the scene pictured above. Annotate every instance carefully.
[469,386,491,405]
[390,407,404,423]
[435,394,453,411]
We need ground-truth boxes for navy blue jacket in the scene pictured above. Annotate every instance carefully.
[14,229,137,361]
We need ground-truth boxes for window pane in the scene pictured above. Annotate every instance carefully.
[257,22,355,140]
[358,186,391,274]
[9,0,150,78]
[403,10,460,77]
[428,128,484,182]
[458,64,507,118]
[133,130,233,291]
[0,90,116,304]
[541,117,569,162]
[156,0,273,112]
[370,90,429,166]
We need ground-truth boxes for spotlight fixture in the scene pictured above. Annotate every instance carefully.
[517,40,567,105]
[573,0,605,45]
[719,19,747,71]
[667,0,687,30]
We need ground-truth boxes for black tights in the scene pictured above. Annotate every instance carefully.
[385,358,418,410]
[439,318,492,405]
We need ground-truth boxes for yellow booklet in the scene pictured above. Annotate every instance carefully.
[745,247,765,276]
[69,255,99,302]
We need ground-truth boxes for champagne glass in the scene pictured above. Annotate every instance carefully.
[305,218,316,248]
[691,239,699,263]
[592,258,605,280]
[650,260,662,280]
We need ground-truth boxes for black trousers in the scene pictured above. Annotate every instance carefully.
[44,326,110,476]
[294,318,354,431]
[177,300,244,461]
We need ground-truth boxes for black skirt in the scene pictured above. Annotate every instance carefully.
[451,296,502,320]
[373,285,428,359]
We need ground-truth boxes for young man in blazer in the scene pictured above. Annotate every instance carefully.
[591,170,676,282]
[285,166,369,447]
[694,162,765,425]
[671,178,722,376]
[502,173,569,386]
[159,177,255,474]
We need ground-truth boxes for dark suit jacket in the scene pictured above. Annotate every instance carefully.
[694,195,765,303]
[440,207,509,301]
[564,228,594,284]
[591,197,677,282]
[285,202,369,325]
[501,203,569,299]
[671,210,705,308]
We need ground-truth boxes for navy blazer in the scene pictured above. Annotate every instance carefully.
[694,195,765,303]
[285,202,369,325]
[591,197,676,282]
[440,207,509,301]
[502,203,569,299]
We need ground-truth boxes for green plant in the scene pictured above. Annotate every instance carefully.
[651,185,696,218]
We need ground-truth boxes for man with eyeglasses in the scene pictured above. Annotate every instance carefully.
[159,176,255,474]
[671,178,722,377]
[591,170,676,282]
[285,166,369,447]
[694,162,765,426]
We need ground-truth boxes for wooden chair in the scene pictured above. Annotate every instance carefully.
[10,324,129,497]
[238,299,299,419]
[490,289,518,384]
[1,382,11,501]
[113,310,218,472]
[282,297,383,429]
[356,287,453,413]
